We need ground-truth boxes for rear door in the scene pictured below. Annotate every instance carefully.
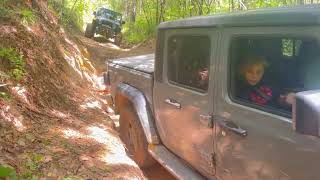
[214,26,320,180]
[153,28,218,178]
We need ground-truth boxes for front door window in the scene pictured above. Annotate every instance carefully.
[229,36,320,117]
[214,27,320,179]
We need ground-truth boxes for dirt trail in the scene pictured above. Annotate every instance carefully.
[78,36,176,180]
[0,1,151,179]
[0,2,175,179]
[79,36,155,74]
[1,1,175,179]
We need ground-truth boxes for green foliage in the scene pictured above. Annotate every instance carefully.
[123,18,156,43]
[0,48,26,81]
[0,1,34,22]
[0,7,14,18]
[18,152,45,179]
[26,161,40,171]
[0,0,9,7]
[44,0,320,44]
[0,0,14,18]
[48,0,89,30]
[20,9,37,25]
[105,0,319,44]
[21,171,37,179]
[0,165,18,179]
[63,175,78,180]
[0,92,11,100]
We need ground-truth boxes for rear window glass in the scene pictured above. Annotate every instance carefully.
[167,35,210,92]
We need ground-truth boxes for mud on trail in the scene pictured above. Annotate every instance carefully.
[0,1,157,179]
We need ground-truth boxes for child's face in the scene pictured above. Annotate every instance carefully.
[244,63,265,86]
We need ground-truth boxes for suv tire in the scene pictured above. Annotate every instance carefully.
[115,33,122,46]
[85,23,95,38]
[119,104,155,168]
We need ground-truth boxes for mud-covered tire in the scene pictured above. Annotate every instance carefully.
[114,33,122,46]
[85,23,95,38]
[119,104,155,168]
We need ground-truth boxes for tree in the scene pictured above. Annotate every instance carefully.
[104,0,320,43]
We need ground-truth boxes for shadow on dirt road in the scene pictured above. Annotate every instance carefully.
[111,119,176,179]
[142,164,177,180]
[82,36,175,179]
[108,113,176,180]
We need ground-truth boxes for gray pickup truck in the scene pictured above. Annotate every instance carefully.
[105,5,320,180]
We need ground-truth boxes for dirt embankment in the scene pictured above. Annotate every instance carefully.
[79,36,156,73]
[0,1,153,179]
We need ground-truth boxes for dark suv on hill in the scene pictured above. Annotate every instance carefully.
[85,7,124,45]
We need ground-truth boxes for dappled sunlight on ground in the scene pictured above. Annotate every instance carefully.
[87,126,137,166]
[62,50,85,77]
[49,109,69,119]
[62,125,137,167]
[63,129,83,138]
[0,1,153,177]
[12,85,29,104]
[0,25,17,34]
[80,98,103,110]
[94,75,106,90]
[60,41,98,86]
[109,114,120,124]
[64,37,81,54]
[23,23,46,38]
[25,25,35,34]
[0,105,26,132]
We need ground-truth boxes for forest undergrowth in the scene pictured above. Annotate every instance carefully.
[0,1,146,179]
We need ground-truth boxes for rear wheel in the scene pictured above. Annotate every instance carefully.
[114,33,122,46]
[119,104,155,168]
[84,23,95,38]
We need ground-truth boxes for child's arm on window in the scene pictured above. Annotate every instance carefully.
[279,92,295,106]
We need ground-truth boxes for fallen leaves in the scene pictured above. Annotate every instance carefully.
[0,1,146,178]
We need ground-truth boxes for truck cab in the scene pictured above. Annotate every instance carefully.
[107,5,320,180]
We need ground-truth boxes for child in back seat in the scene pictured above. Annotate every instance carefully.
[237,55,294,107]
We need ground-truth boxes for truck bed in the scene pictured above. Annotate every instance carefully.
[109,54,154,74]
[107,54,155,105]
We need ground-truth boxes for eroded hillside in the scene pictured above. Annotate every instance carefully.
[0,1,150,179]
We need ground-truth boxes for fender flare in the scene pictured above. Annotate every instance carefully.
[115,83,160,145]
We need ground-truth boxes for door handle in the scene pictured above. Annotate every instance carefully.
[165,98,181,109]
[215,116,247,137]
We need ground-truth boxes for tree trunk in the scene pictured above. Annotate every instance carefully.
[160,0,166,23]
[71,0,79,11]
[156,0,159,24]
[141,0,151,27]
[229,0,234,12]
[204,0,214,14]
[130,0,137,22]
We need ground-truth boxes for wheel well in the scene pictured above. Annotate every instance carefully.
[115,92,131,112]
[114,84,160,145]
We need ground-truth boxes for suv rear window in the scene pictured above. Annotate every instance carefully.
[167,35,210,92]
[229,36,320,116]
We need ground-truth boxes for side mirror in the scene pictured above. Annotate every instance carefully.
[293,90,320,137]
[93,11,96,16]
[121,21,126,25]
